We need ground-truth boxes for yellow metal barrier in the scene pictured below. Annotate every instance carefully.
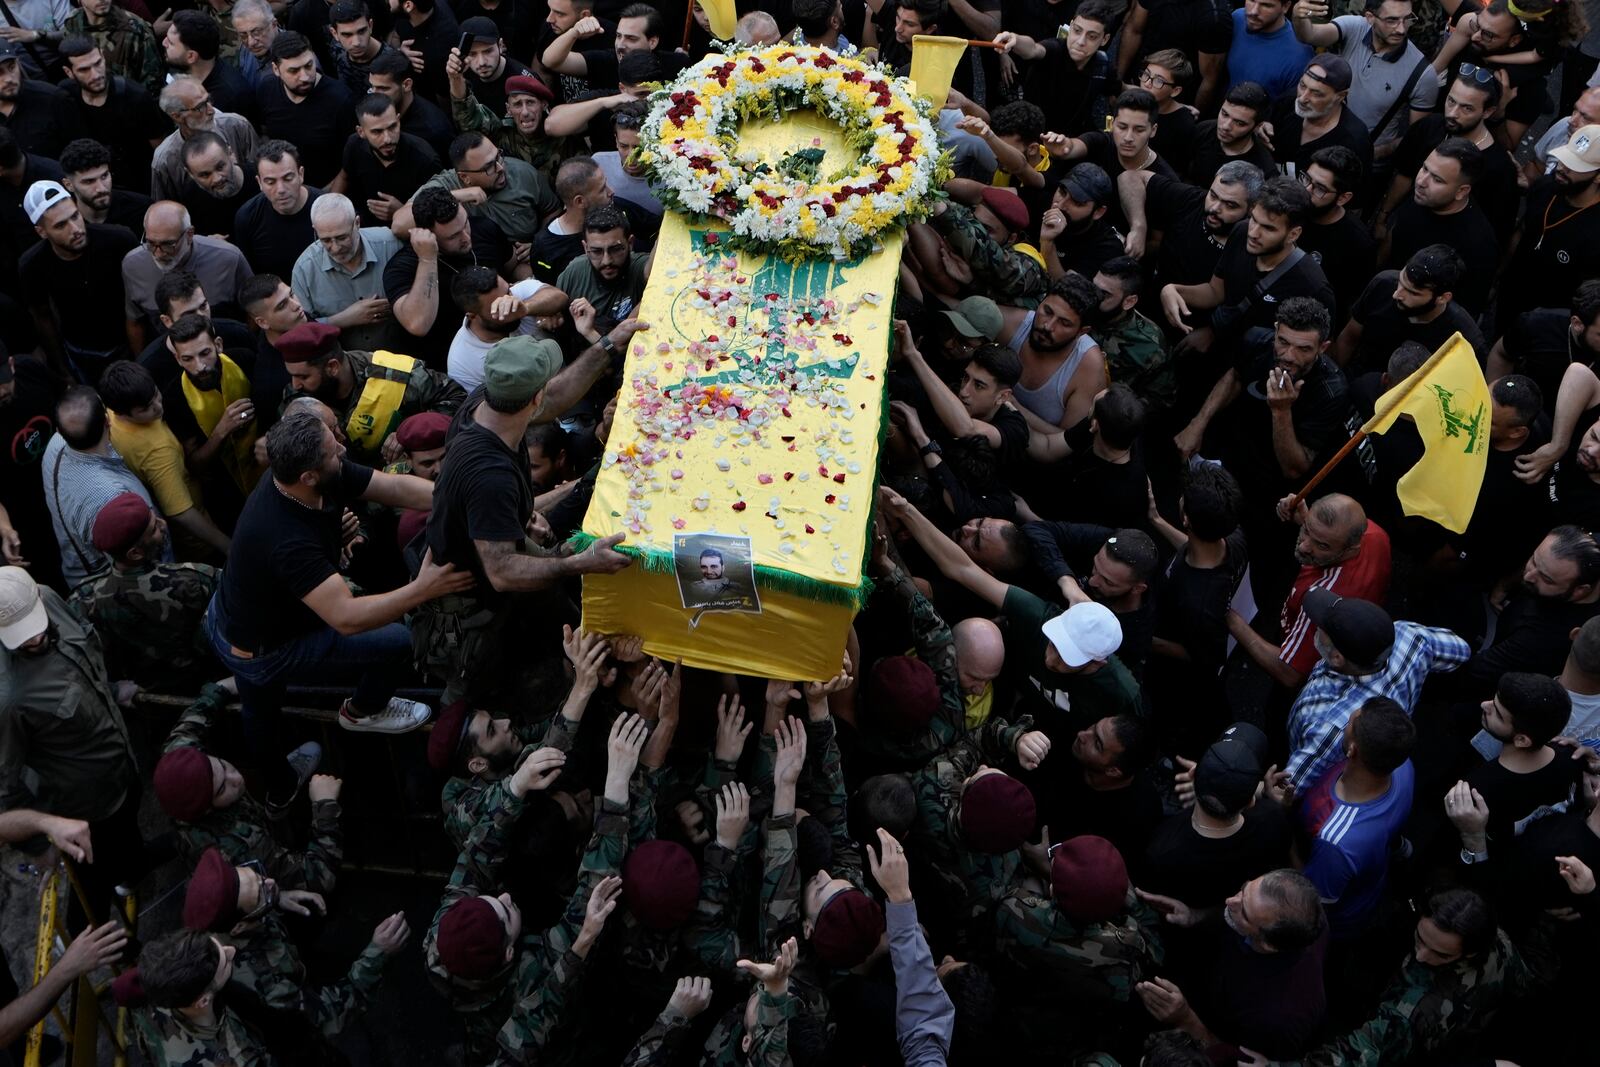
[26,860,133,1067]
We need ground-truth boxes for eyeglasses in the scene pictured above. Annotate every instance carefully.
[238,860,278,921]
[143,234,186,254]
[174,95,213,114]
[1458,62,1496,84]
[458,152,505,175]
[1297,171,1337,198]
[316,224,358,245]
[1375,13,1419,27]
[1138,68,1172,90]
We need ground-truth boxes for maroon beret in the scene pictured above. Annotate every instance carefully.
[622,840,699,930]
[979,186,1029,235]
[810,887,884,968]
[396,411,451,453]
[866,656,940,735]
[1050,835,1129,924]
[90,491,152,556]
[110,968,146,1008]
[436,896,508,978]
[154,746,215,822]
[959,772,1036,854]
[182,848,241,932]
[275,322,342,365]
[427,699,472,772]
[505,74,553,102]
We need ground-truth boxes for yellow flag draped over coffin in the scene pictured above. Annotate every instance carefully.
[909,35,969,106]
[580,110,898,681]
[700,0,736,40]
[1361,332,1490,534]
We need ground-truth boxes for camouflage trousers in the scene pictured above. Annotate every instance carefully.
[411,594,510,707]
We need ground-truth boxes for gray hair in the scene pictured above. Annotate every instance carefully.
[159,75,205,116]
[266,411,330,483]
[734,10,779,43]
[310,192,358,228]
[1214,160,1265,203]
[231,0,274,23]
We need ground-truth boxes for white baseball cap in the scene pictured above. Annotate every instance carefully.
[23,181,72,226]
[1041,601,1122,668]
[0,567,48,650]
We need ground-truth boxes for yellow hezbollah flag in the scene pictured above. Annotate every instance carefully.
[909,35,967,105]
[700,0,736,40]
[1362,332,1490,534]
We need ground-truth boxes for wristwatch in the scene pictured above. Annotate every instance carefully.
[596,335,618,356]
[1459,846,1489,865]
[919,440,943,457]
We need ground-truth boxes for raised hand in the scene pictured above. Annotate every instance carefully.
[714,782,751,850]
[866,827,912,904]
[667,975,714,1019]
[736,936,799,995]
[714,693,753,762]
[510,747,567,797]
[773,717,808,792]
[370,912,411,955]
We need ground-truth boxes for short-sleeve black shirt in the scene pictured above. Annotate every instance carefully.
[1347,269,1488,376]
[254,76,357,187]
[1145,173,1230,287]
[426,396,534,595]
[1185,126,1280,188]
[341,134,442,226]
[1212,227,1337,333]
[1225,345,1354,493]
[232,188,323,282]
[180,161,256,240]
[384,217,512,369]
[1265,97,1374,178]
[1299,212,1377,322]
[68,77,172,195]
[217,460,375,650]
[1382,199,1499,315]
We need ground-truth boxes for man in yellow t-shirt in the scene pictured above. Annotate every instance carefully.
[96,361,231,559]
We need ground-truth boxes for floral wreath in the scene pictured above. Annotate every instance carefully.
[637,45,948,262]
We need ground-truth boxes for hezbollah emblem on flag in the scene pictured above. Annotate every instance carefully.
[1427,383,1486,455]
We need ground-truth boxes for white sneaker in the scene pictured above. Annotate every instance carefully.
[339,698,431,734]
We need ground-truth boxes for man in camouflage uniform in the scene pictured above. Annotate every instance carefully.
[924,180,1048,310]
[426,625,609,853]
[274,321,465,467]
[71,492,218,690]
[61,0,164,93]
[622,977,716,1067]
[910,714,1045,951]
[996,835,1164,1055]
[1271,893,1539,1066]
[155,680,341,892]
[133,910,408,1065]
[449,68,571,185]
[426,714,641,1064]
[200,0,244,65]
[179,848,407,1038]
[1091,256,1176,414]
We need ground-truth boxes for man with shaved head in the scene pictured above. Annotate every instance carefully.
[1227,493,1392,690]
[121,200,255,349]
[953,617,1006,727]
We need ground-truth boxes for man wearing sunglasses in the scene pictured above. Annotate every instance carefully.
[1291,0,1441,156]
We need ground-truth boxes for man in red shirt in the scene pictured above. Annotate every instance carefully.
[1227,492,1392,689]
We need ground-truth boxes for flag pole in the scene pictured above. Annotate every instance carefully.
[1286,429,1369,513]
[682,2,695,49]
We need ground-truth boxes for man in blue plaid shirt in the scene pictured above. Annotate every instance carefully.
[1284,589,1469,792]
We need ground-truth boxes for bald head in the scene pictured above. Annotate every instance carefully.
[954,617,1005,697]
[1310,494,1366,548]
[1295,493,1368,568]
[283,395,343,441]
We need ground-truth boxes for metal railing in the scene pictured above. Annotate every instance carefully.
[25,861,133,1067]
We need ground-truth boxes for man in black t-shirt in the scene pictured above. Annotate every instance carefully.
[1040,164,1125,284]
[419,329,636,702]
[232,140,320,282]
[1500,126,1600,324]
[1381,75,1517,244]
[17,180,138,382]
[451,16,533,120]
[384,186,514,369]
[893,320,1030,477]
[58,139,151,236]
[1122,162,1262,296]
[60,40,171,195]
[996,1,1119,135]
[1263,55,1373,180]
[206,407,472,805]
[1335,245,1485,375]
[1186,81,1278,186]
[1381,139,1498,316]
[179,132,255,239]
[1295,146,1376,323]
[366,49,456,161]
[1051,89,1178,236]
[255,31,356,187]
[341,94,442,227]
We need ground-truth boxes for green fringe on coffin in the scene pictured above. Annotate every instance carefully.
[566,532,876,611]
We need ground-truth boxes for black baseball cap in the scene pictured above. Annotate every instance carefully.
[1303,589,1395,665]
[1194,722,1269,814]
[460,16,500,42]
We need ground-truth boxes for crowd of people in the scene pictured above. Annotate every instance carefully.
[3,0,1600,1063]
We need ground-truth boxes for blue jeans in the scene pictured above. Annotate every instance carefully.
[204,592,413,770]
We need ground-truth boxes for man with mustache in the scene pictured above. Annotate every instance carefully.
[276,320,464,467]
[158,314,270,510]
[178,130,255,239]
[120,200,253,349]
[151,75,257,202]
[58,36,168,192]
[1500,124,1600,323]
[336,93,441,227]
[59,138,150,235]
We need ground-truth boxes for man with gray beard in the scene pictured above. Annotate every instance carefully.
[179,131,255,239]
[1262,55,1374,179]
